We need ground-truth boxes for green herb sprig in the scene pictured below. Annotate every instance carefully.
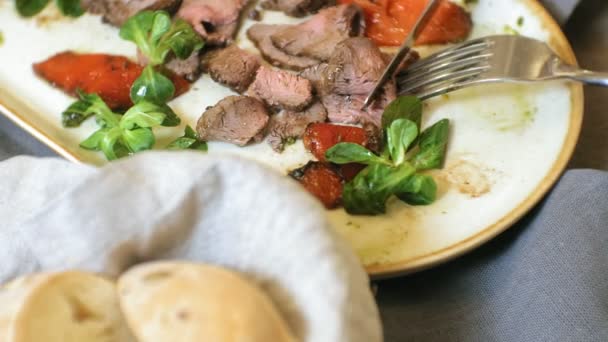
[120,11,204,107]
[167,125,208,151]
[325,96,450,215]
[16,0,83,17]
[61,11,207,160]
[69,92,177,160]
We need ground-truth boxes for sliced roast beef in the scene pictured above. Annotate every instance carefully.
[247,24,320,70]
[165,51,202,82]
[320,78,396,127]
[196,95,269,146]
[323,36,387,95]
[267,101,327,152]
[261,0,332,17]
[82,0,182,26]
[177,0,248,45]
[200,45,261,93]
[298,63,329,90]
[269,4,364,61]
[247,66,313,111]
[299,37,396,127]
[320,93,384,127]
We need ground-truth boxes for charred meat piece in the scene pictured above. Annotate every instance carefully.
[164,51,202,82]
[324,36,387,95]
[201,45,261,93]
[290,161,343,209]
[320,90,394,127]
[298,63,329,90]
[299,37,396,126]
[137,49,202,82]
[247,24,320,70]
[196,95,269,146]
[247,66,313,111]
[302,122,371,161]
[261,0,332,18]
[81,0,182,26]
[270,4,365,61]
[177,0,249,45]
[33,52,189,110]
[267,101,327,152]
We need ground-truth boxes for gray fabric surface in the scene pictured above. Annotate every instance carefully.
[377,169,608,341]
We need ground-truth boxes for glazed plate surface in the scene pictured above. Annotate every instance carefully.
[0,0,583,277]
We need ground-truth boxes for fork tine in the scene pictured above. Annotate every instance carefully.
[404,38,491,73]
[399,66,488,95]
[404,43,491,78]
[397,53,492,88]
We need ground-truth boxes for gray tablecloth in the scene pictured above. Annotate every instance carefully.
[1,1,607,341]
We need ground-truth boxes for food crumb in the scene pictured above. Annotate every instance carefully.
[517,16,524,27]
[0,31,3,46]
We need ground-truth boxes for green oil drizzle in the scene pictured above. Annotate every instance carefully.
[480,88,537,131]
[0,31,4,47]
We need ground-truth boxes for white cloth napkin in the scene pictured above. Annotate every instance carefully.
[0,151,382,342]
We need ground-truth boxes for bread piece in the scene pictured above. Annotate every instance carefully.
[0,271,136,342]
[118,261,297,342]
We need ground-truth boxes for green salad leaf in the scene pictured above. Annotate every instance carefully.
[16,0,84,17]
[62,91,119,128]
[55,0,83,17]
[412,119,450,170]
[58,11,203,161]
[396,174,437,205]
[381,95,423,130]
[386,118,418,165]
[325,142,388,165]
[16,0,50,17]
[119,11,204,66]
[325,96,450,216]
[130,65,175,105]
[343,163,416,215]
[167,125,208,151]
[120,101,169,129]
[159,19,204,59]
[75,94,178,160]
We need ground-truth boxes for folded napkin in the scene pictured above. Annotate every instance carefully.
[0,151,382,342]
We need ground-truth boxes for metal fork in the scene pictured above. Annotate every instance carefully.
[397,35,608,100]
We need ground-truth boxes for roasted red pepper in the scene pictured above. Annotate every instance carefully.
[338,0,472,46]
[33,52,190,109]
[290,161,344,209]
[303,122,379,182]
[303,123,371,161]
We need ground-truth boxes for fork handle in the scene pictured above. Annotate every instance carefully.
[555,64,608,87]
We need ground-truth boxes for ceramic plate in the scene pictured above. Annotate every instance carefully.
[0,0,582,277]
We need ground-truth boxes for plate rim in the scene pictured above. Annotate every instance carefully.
[366,0,584,278]
[0,0,584,278]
